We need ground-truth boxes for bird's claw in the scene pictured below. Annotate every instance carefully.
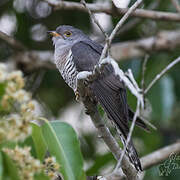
[75,90,80,102]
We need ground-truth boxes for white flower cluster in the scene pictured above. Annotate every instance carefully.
[3,146,60,180]
[0,63,35,142]
[3,146,43,180]
[0,64,61,179]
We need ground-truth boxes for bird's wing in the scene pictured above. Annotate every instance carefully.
[72,41,129,136]
[72,40,149,133]
[72,40,143,171]
[71,40,102,71]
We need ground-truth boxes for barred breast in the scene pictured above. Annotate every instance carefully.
[60,50,79,90]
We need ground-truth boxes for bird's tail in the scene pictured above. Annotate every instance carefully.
[90,70,142,171]
[91,66,143,171]
[121,136,142,171]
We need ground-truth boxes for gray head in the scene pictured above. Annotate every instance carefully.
[48,25,89,47]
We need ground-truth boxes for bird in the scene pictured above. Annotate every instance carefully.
[48,25,149,171]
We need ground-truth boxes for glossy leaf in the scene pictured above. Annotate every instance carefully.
[41,119,86,180]
[31,122,47,161]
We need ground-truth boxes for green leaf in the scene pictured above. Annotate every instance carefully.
[2,152,20,180]
[31,122,47,161]
[0,83,6,101]
[41,119,86,180]
[0,152,3,180]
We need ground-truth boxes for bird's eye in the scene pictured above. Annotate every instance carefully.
[64,31,72,37]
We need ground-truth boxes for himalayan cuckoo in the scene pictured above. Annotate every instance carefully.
[48,25,149,171]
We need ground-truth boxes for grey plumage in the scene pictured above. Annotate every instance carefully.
[49,25,148,171]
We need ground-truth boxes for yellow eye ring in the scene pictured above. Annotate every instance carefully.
[64,31,72,37]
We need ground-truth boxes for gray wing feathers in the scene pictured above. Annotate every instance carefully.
[91,75,130,137]
[71,40,102,71]
[71,40,144,171]
[71,41,149,131]
[72,41,130,136]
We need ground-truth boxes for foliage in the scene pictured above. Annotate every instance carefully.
[0,64,86,180]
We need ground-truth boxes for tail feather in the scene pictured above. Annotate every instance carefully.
[126,139,142,171]
[90,67,142,171]
[119,133,142,171]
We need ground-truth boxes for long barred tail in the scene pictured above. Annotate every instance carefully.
[90,65,143,171]
[121,135,142,171]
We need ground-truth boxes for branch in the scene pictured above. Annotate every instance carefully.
[0,30,54,71]
[141,140,180,170]
[141,55,149,103]
[1,30,180,72]
[0,30,26,51]
[106,140,180,178]
[76,71,138,180]
[99,0,143,62]
[1,29,180,66]
[117,0,160,35]
[111,30,180,61]
[11,50,55,72]
[145,56,180,94]
[80,0,108,39]
[44,0,180,22]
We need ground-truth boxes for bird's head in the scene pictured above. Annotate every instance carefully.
[47,25,89,47]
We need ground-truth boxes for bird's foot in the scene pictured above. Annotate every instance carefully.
[75,90,81,102]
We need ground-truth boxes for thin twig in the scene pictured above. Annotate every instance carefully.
[117,0,160,36]
[145,56,180,94]
[99,57,143,106]
[171,0,180,13]
[109,30,180,61]
[0,30,26,51]
[80,0,108,39]
[99,0,143,62]
[141,55,149,103]
[126,69,141,93]
[80,0,110,55]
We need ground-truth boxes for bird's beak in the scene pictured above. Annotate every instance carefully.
[47,31,61,37]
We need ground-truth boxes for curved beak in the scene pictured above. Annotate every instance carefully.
[47,31,65,40]
[47,31,60,37]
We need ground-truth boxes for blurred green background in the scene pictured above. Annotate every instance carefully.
[0,0,180,179]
